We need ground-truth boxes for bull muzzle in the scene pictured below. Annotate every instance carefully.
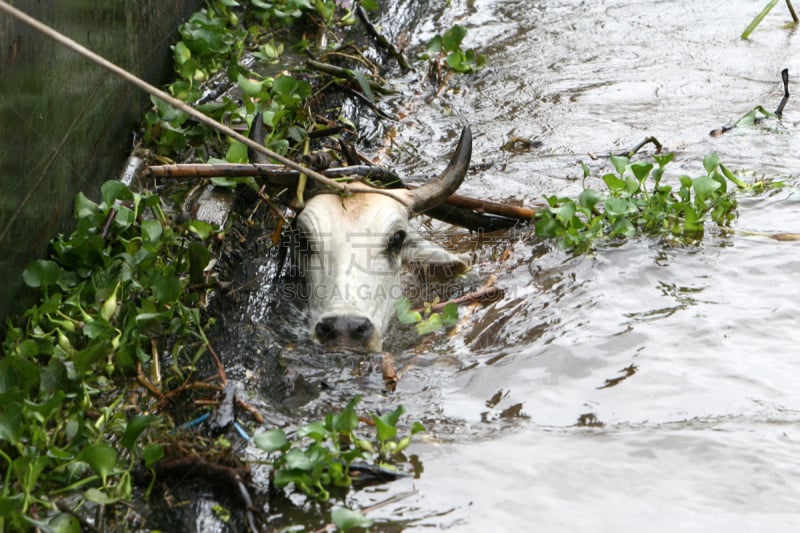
[314,313,380,351]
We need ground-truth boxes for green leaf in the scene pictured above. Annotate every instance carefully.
[48,511,82,533]
[188,242,211,285]
[297,421,331,442]
[152,276,181,304]
[425,34,443,54]
[603,198,632,217]
[395,297,422,324]
[630,161,653,182]
[446,51,470,73]
[188,219,215,239]
[238,73,265,97]
[173,40,192,65]
[114,205,136,230]
[83,319,113,340]
[554,200,576,224]
[333,396,361,433]
[0,391,23,443]
[74,192,99,219]
[611,218,636,237]
[609,154,629,177]
[285,448,313,470]
[534,215,559,239]
[272,74,299,98]
[374,405,404,441]
[350,69,375,103]
[23,260,59,288]
[720,163,747,189]
[653,153,674,168]
[623,175,639,195]
[602,173,626,193]
[693,175,721,197]
[578,189,603,211]
[121,415,160,452]
[141,219,162,242]
[442,24,468,52]
[253,429,290,453]
[0,494,24,518]
[143,444,164,468]
[84,487,117,505]
[101,181,133,207]
[441,302,459,327]
[578,160,591,179]
[81,444,117,485]
[332,507,374,531]
[733,109,756,128]
[416,313,443,335]
[703,153,720,175]
[74,339,111,374]
[226,140,249,163]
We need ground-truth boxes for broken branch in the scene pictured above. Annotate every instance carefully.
[356,4,412,70]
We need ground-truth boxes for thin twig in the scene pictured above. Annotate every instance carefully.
[235,398,265,424]
[206,342,227,385]
[614,136,663,158]
[775,68,790,118]
[307,59,395,95]
[381,352,398,392]
[787,0,799,22]
[137,362,168,403]
[413,286,505,314]
[356,4,412,70]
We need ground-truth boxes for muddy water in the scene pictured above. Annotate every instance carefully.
[352,1,800,531]
[229,1,800,531]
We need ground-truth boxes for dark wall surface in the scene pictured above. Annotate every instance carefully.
[0,0,201,323]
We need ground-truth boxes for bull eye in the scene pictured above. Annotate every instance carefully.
[387,229,406,254]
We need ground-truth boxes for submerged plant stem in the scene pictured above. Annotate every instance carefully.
[787,0,799,22]
[742,0,780,39]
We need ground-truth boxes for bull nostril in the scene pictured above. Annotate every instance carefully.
[315,317,338,342]
[348,317,374,342]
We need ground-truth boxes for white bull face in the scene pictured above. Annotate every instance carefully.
[248,117,473,352]
[295,193,469,352]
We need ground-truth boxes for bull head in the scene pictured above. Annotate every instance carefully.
[251,117,472,351]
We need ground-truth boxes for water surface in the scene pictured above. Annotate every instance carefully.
[238,1,800,530]
[359,1,800,530]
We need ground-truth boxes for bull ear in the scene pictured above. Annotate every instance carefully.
[409,126,472,215]
[402,229,470,279]
[248,113,270,164]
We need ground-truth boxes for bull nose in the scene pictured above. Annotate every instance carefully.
[315,315,375,345]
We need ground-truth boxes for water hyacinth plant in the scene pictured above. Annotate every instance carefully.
[534,152,742,252]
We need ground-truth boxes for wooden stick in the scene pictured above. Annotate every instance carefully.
[442,192,535,221]
[145,162,535,222]
[413,286,505,314]
[381,352,398,392]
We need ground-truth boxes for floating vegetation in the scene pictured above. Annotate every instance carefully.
[534,152,743,252]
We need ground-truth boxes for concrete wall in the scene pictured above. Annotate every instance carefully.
[0,0,201,323]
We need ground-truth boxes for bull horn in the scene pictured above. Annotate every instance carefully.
[409,125,472,215]
[247,113,269,164]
